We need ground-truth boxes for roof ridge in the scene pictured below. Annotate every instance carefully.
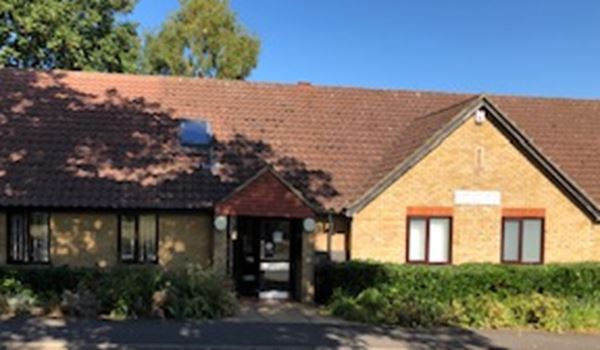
[489,92,600,103]
[5,68,600,102]
[0,68,473,98]
[54,68,473,95]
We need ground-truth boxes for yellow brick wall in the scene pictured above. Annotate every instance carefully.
[352,115,600,264]
[0,212,211,269]
[158,213,212,269]
[51,213,118,267]
[314,217,348,261]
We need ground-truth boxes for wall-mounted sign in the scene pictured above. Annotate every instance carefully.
[454,190,501,206]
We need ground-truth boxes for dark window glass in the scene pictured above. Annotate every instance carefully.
[120,215,136,262]
[119,214,158,263]
[180,120,212,147]
[139,214,157,262]
[9,212,50,263]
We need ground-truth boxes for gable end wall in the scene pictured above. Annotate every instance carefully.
[352,115,600,264]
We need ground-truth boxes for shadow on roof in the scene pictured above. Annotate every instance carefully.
[0,69,338,210]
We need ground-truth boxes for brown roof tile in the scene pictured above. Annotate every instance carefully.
[0,69,599,214]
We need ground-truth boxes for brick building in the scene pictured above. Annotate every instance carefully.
[1,69,599,301]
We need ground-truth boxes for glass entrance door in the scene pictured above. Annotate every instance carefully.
[234,218,296,299]
[258,220,291,299]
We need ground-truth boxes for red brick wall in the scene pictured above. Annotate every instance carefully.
[216,171,314,218]
[502,208,545,218]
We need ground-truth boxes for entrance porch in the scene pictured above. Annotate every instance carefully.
[213,167,318,302]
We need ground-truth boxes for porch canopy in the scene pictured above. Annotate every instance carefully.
[215,167,316,219]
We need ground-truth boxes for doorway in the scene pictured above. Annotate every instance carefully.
[234,217,302,300]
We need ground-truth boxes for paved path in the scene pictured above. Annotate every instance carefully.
[1,316,600,349]
[227,299,349,324]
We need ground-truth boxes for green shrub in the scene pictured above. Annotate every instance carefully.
[448,294,512,329]
[0,265,238,320]
[0,277,38,315]
[320,261,600,331]
[329,287,449,327]
[329,288,392,324]
[92,267,165,318]
[164,265,237,319]
[506,293,567,332]
[61,283,100,318]
[564,298,600,331]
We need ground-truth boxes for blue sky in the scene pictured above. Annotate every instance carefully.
[130,0,600,98]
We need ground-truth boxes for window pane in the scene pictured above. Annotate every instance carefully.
[408,219,426,261]
[29,212,49,263]
[522,219,542,263]
[428,218,450,263]
[139,214,157,262]
[503,220,520,261]
[9,214,27,262]
[120,215,136,261]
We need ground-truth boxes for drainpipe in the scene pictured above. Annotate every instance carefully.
[327,211,334,261]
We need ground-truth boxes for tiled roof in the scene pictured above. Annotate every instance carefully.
[0,68,599,214]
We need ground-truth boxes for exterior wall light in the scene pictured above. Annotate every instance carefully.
[474,109,486,124]
[303,217,316,233]
[214,215,228,231]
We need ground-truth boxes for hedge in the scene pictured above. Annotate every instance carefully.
[316,261,600,331]
[0,265,237,319]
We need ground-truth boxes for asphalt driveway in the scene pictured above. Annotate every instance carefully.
[1,316,600,350]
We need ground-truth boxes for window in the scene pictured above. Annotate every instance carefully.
[119,214,158,263]
[180,119,212,148]
[407,217,452,264]
[8,212,50,264]
[502,218,544,264]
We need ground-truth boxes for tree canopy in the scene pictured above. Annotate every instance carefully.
[141,0,260,79]
[0,0,140,73]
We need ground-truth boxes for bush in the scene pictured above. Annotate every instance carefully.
[93,267,165,318]
[61,283,100,318]
[506,293,567,331]
[164,266,237,319]
[0,277,38,315]
[318,261,600,331]
[317,261,600,303]
[448,294,512,329]
[0,265,238,320]
[564,297,600,331]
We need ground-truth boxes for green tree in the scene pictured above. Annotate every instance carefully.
[0,0,140,72]
[142,0,260,79]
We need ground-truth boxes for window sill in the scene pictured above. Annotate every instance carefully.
[406,261,451,266]
[7,261,51,266]
[119,261,159,265]
[501,261,544,265]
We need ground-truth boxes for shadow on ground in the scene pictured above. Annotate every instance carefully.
[0,316,505,349]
